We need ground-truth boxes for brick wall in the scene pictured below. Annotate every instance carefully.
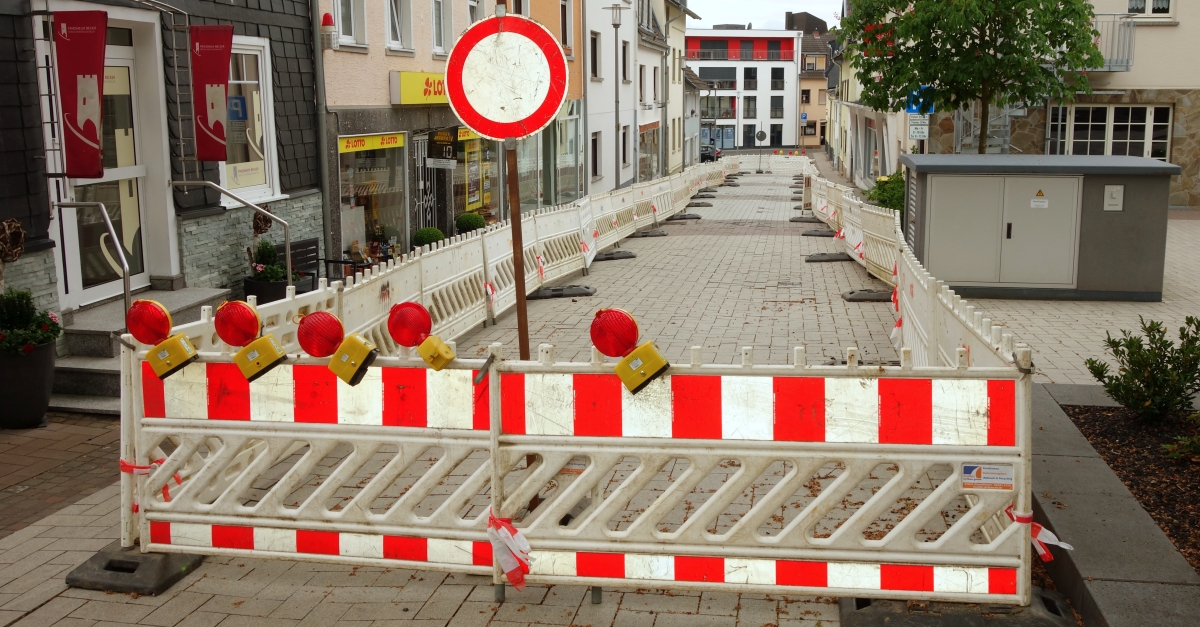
[2,247,58,313]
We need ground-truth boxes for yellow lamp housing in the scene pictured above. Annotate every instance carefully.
[329,333,379,386]
[417,335,455,371]
[233,334,288,382]
[615,341,670,394]
[146,334,199,380]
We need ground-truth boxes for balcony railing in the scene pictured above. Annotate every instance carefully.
[710,80,736,90]
[1094,14,1135,72]
[770,108,784,118]
[744,108,757,118]
[701,107,736,119]
[686,49,795,61]
[744,79,757,90]
[771,80,785,90]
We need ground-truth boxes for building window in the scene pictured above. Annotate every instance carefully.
[771,67,784,90]
[622,41,629,81]
[622,126,629,165]
[640,65,645,102]
[433,0,447,51]
[224,37,279,200]
[801,89,810,104]
[589,32,600,78]
[818,89,827,105]
[1047,105,1068,155]
[653,66,658,102]
[339,133,408,261]
[744,96,757,118]
[770,124,783,147]
[743,67,757,91]
[591,132,601,178]
[468,0,478,23]
[387,0,412,49]
[338,0,366,44]
[1128,0,1171,15]
[560,0,572,47]
[770,96,784,119]
[1051,104,1172,160]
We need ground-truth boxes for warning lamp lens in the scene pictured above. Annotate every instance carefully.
[321,12,334,27]
[297,311,345,358]
[214,301,262,348]
[126,300,173,345]
[388,302,433,347]
[590,308,640,358]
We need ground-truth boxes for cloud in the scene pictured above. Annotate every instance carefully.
[685,0,842,31]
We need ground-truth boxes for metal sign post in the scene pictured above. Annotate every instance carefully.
[504,138,531,360]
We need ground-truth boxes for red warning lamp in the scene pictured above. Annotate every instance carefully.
[214,301,287,382]
[297,311,344,358]
[388,302,455,370]
[127,300,197,380]
[320,12,335,29]
[589,308,669,394]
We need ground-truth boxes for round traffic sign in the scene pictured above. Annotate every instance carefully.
[446,15,569,141]
[756,130,766,141]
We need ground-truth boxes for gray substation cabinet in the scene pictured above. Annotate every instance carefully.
[899,155,1181,301]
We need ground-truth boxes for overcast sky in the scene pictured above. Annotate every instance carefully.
[685,0,843,31]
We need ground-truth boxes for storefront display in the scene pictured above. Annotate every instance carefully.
[338,132,407,272]
[454,128,498,222]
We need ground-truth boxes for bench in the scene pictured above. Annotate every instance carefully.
[275,237,320,293]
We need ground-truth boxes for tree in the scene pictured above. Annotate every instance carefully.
[839,0,1104,153]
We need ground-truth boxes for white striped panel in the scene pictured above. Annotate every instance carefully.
[932,379,989,445]
[825,378,879,443]
[933,566,990,594]
[724,558,775,585]
[163,362,207,419]
[428,538,475,565]
[339,533,384,559]
[169,522,211,548]
[622,376,672,438]
[721,376,774,440]
[254,527,296,553]
[525,374,574,436]
[530,550,576,576]
[427,369,474,429]
[249,364,294,422]
[625,554,673,580]
[828,562,881,590]
[338,367,383,426]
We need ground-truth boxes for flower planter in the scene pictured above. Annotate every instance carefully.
[243,277,288,304]
[0,342,54,429]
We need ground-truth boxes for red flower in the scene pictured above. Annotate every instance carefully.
[41,324,50,331]
[0,331,5,341]
[22,344,34,353]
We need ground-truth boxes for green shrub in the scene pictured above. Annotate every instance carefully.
[1164,414,1200,460]
[456,212,486,234]
[1086,316,1200,423]
[413,227,445,247]
[249,239,304,282]
[865,174,905,211]
[254,239,278,266]
[0,288,62,356]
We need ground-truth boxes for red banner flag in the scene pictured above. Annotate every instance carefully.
[190,25,234,161]
[53,11,108,178]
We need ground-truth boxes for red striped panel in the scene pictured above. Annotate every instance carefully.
[472,370,490,430]
[878,378,932,444]
[577,552,625,578]
[296,530,339,555]
[671,376,721,439]
[881,564,934,591]
[211,525,254,550]
[987,380,1016,446]
[573,374,623,437]
[773,377,825,441]
[383,536,428,561]
[293,365,338,423]
[141,361,165,418]
[149,521,171,545]
[207,363,250,420]
[776,560,827,587]
[500,373,526,435]
[988,568,1018,594]
[382,368,426,427]
[675,556,724,583]
[472,541,493,566]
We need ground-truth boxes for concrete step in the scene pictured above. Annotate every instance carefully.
[49,394,120,416]
[53,355,121,398]
[64,287,228,358]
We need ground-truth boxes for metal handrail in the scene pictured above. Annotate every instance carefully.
[55,202,130,314]
[171,181,292,287]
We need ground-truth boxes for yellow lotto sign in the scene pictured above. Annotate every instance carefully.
[458,127,481,141]
[396,72,449,105]
[339,133,406,153]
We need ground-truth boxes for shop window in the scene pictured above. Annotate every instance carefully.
[337,0,366,45]
[223,38,280,201]
[387,0,412,50]
[339,133,408,264]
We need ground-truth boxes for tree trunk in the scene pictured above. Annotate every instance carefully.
[977,93,990,155]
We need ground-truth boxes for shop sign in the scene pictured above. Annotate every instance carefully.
[390,71,449,105]
[426,127,457,169]
[338,133,406,153]
[53,11,108,178]
[190,25,235,161]
[458,127,481,141]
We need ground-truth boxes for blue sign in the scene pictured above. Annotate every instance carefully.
[801,112,808,121]
[905,86,935,114]
[227,96,248,121]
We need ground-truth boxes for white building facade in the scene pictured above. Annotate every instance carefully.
[584,0,640,192]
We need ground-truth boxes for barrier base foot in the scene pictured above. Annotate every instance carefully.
[843,288,893,302]
[802,229,837,237]
[628,230,667,238]
[691,194,716,199]
[591,586,603,604]
[494,584,506,603]
[65,541,204,596]
[667,214,701,221]
[806,252,854,263]
[838,587,1075,626]
[792,217,823,224]
[687,202,713,208]
[594,250,637,261]
[699,187,717,193]
[720,182,741,187]
[790,184,804,189]
[527,285,596,300]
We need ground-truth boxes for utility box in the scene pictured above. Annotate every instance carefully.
[899,155,1180,302]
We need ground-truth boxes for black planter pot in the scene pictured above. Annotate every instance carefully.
[0,342,55,429]
[243,278,288,304]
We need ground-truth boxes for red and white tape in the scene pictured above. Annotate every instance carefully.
[488,509,532,590]
[1006,505,1073,562]
[120,458,182,511]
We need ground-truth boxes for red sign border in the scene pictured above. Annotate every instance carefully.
[445,15,568,141]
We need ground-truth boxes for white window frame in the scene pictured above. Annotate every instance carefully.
[589,31,600,78]
[622,125,630,166]
[432,0,450,55]
[1128,0,1173,18]
[590,131,601,179]
[387,0,413,50]
[560,0,572,48]
[469,0,479,24]
[621,41,630,82]
[1049,103,1173,161]
[219,36,282,204]
[337,0,367,46]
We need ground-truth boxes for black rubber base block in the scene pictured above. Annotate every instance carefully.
[667,214,701,220]
[807,252,854,262]
[628,229,667,238]
[720,182,741,187]
[594,250,637,261]
[791,217,823,223]
[66,541,204,596]
[687,202,713,208]
[803,229,837,237]
[527,285,597,300]
[691,194,716,199]
[790,184,804,189]
[699,187,717,192]
[794,205,814,211]
[839,588,1076,626]
[843,288,895,302]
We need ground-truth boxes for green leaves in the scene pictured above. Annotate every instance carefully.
[838,0,1104,114]
[1086,316,1200,423]
[0,289,61,356]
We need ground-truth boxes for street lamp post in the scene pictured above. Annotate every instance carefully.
[604,5,628,190]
